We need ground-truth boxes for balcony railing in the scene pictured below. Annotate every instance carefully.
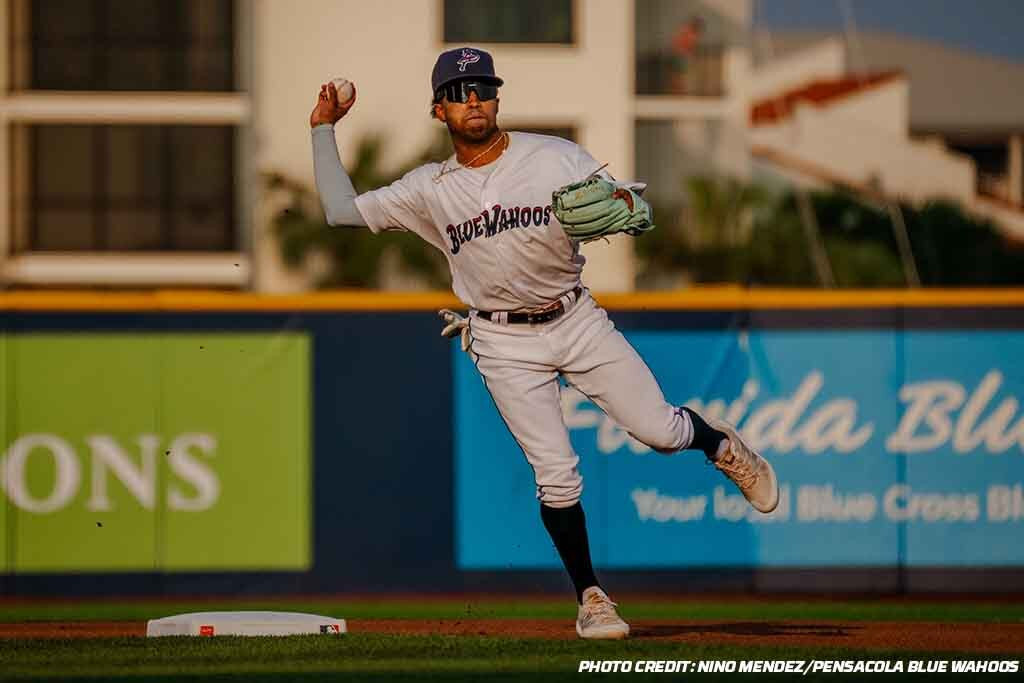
[636,46,725,97]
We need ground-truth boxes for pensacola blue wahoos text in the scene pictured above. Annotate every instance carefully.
[446,203,553,254]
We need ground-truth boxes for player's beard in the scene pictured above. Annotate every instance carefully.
[448,116,498,145]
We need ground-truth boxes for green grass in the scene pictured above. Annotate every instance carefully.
[1,597,1022,624]
[1,634,1021,683]
[1,599,1022,682]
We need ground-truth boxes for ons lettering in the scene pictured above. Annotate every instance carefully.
[0,433,219,513]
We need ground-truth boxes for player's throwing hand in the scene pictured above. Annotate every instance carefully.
[310,80,356,128]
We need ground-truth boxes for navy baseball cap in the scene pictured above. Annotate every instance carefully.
[431,47,504,94]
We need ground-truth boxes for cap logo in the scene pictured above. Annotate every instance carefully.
[457,49,480,72]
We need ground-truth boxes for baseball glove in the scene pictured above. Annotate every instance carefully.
[551,177,655,243]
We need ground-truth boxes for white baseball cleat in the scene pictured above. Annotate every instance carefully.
[712,421,779,513]
[576,586,630,640]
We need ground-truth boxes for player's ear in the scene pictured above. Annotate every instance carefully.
[432,102,446,122]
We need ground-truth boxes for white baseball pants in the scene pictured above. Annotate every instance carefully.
[467,290,694,508]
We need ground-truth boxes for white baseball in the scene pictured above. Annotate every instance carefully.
[330,78,355,105]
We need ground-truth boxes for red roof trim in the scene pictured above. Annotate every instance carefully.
[751,71,903,126]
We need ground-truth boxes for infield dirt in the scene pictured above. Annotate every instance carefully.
[2,619,1023,654]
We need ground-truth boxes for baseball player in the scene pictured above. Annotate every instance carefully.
[310,47,779,640]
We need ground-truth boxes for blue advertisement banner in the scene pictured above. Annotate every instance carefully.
[455,329,1024,569]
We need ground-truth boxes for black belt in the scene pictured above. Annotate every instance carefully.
[477,286,584,325]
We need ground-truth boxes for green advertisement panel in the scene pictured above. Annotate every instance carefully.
[1,332,9,570]
[1,333,310,572]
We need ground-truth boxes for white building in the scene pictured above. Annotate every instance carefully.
[747,31,1024,240]
[0,0,1019,291]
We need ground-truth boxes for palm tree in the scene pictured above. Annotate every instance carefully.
[635,174,773,287]
[637,173,1024,288]
[269,131,453,289]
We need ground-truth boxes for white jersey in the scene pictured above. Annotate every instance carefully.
[354,132,606,311]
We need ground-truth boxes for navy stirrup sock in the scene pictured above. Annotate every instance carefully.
[681,406,728,460]
[540,502,600,604]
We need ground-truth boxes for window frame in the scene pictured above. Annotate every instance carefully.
[1,0,252,288]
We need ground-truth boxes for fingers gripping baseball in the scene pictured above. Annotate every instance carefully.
[438,309,471,353]
[310,80,357,128]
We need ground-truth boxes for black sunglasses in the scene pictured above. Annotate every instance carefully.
[434,80,499,104]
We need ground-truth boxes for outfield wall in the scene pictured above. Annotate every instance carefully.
[1,289,1023,595]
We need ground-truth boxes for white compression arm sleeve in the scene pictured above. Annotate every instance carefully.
[311,123,368,228]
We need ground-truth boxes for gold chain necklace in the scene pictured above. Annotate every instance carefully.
[432,132,508,183]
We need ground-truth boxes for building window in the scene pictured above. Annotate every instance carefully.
[635,0,729,96]
[10,125,236,252]
[635,118,726,222]
[949,141,1012,202]
[636,120,686,207]
[4,0,245,271]
[10,0,235,91]
[444,0,573,44]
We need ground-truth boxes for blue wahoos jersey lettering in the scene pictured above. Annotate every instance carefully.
[446,204,553,254]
